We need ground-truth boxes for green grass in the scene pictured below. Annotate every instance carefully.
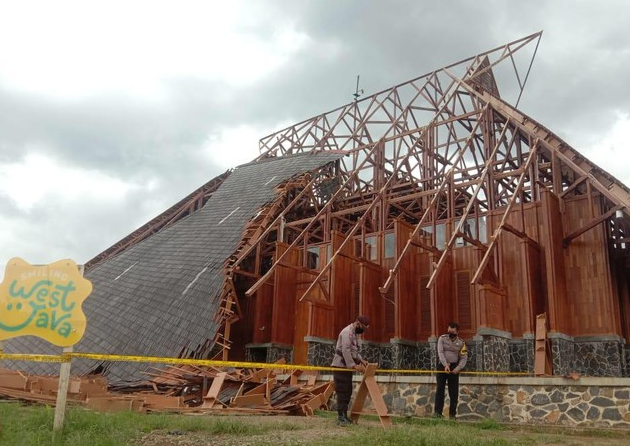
[0,402,627,446]
[0,401,298,446]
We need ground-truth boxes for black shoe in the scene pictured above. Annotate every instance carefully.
[433,413,443,419]
[336,417,351,426]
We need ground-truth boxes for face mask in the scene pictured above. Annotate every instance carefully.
[355,326,365,334]
[448,333,457,340]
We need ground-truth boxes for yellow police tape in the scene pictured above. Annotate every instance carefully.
[0,352,531,376]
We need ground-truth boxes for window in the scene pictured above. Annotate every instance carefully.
[365,236,378,261]
[384,232,395,259]
[307,247,319,269]
[421,224,446,249]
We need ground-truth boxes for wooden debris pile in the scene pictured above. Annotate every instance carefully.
[0,364,334,416]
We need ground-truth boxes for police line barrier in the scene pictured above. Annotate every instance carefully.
[0,352,531,376]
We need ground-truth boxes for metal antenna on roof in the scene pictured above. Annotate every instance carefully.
[353,75,364,101]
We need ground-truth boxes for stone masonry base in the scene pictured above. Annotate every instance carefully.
[322,375,630,428]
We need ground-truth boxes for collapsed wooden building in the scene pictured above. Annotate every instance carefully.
[5,32,630,380]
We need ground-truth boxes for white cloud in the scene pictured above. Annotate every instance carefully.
[0,151,138,210]
[0,1,308,100]
[584,112,630,185]
[203,125,262,169]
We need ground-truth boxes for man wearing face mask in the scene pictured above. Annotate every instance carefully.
[331,315,370,426]
[433,322,467,419]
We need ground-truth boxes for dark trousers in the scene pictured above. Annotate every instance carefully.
[434,362,460,417]
[333,370,353,413]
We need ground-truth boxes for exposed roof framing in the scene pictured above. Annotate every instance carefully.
[247,30,630,301]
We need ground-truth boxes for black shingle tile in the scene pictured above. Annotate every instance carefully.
[4,152,342,383]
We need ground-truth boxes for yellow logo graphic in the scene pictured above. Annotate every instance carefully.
[460,344,468,356]
[0,258,92,347]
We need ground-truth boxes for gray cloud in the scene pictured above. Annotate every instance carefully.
[1,0,629,265]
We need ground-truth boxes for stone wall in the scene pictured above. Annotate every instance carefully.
[474,328,511,372]
[324,375,630,428]
[245,343,292,364]
[305,337,335,367]
[549,333,627,377]
[263,332,628,377]
[509,335,535,373]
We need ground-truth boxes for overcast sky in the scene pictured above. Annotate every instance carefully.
[1,0,629,273]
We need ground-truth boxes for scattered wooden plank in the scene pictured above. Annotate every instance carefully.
[201,372,227,408]
[0,363,334,417]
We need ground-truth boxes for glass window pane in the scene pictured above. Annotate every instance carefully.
[384,232,395,258]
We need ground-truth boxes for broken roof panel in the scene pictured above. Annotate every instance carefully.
[3,151,344,383]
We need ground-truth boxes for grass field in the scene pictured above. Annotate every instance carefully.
[1,401,628,446]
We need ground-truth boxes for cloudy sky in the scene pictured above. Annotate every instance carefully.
[1,0,629,272]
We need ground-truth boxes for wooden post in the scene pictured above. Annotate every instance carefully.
[534,313,553,376]
[349,363,392,428]
[53,264,84,433]
[53,346,73,432]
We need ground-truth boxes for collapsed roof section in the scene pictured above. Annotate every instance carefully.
[3,152,344,383]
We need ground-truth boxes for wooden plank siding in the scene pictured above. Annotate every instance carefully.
[252,283,273,344]
[265,189,624,361]
[292,294,311,364]
[563,196,620,336]
[395,220,420,341]
[361,260,387,343]
[491,202,543,337]
[433,253,455,337]
[270,243,300,345]
[540,190,571,334]
[331,231,358,332]
[612,261,630,341]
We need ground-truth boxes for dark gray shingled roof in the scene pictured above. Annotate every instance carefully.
[4,151,344,383]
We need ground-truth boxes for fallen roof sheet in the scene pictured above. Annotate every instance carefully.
[3,151,344,383]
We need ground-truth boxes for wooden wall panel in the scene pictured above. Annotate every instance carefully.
[293,297,310,364]
[418,252,433,338]
[455,270,474,331]
[477,282,506,330]
[612,260,630,341]
[361,260,387,343]
[449,247,479,337]
[395,220,419,340]
[482,203,541,337]
[417,276,431,339]
[331,231,358,332]
[522,239,544,335]
[270,243,299,345]
[252,283,273,344]
[563,196,619,336]
[310,303,335,339]
[540,190,570,333]
[433,254,454,336]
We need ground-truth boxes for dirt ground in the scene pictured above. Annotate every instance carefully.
[138,415,356,446]
[133,414,630,446]
[135,415,357,446]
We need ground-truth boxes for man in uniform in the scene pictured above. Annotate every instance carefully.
[331,315,370,426]
[434,322,467,419]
